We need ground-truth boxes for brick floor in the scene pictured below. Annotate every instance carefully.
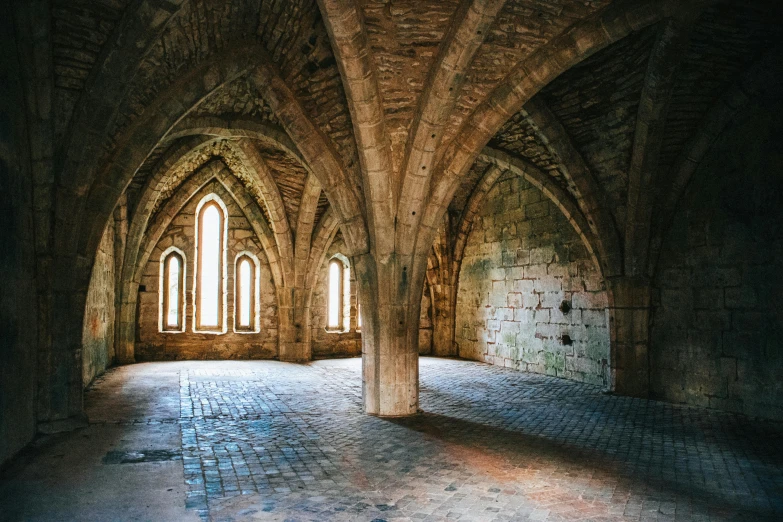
[87,357,782,521]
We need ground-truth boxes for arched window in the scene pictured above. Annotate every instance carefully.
[195,195,227,332]
[159,248,186,332]
[234,253,259,332]
[327,255,350,332]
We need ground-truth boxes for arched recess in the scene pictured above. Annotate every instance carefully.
[158,118,328,352]
[163,116,320,286]
[648,65,783,419]
[137,178,278,360]
[116,139,290,359]
[453,156,611,386]
[45,44,275,423]
[117,160,283,362]
[118,124,312,321]
[52,37,366,388]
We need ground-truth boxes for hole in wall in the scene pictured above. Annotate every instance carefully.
[561,334,573,346]
[559,300,571,314]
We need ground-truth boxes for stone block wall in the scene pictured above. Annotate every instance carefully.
[651,89,783,420]
[81,220,116,387]
[136,181,278,360]
[455,173,610,386]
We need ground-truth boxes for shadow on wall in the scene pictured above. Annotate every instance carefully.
[651,85,783,420]
[82,220,116,388]
[454,173,610,387]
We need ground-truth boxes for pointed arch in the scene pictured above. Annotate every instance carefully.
[478,147,602,274]
[303,210,341,322]
[116,160,283,362]
[295,175,325,288]
[649,46,783,276]
[418,0,696,262]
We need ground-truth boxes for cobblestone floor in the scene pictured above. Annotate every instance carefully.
[148,357,783,521]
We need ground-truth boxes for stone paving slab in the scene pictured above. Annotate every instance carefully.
[168,358,783,521]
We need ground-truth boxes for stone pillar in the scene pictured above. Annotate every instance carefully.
[607,276,651,397]
[355,253,423,416]
[115,283,138,365]
[278,286,311,362]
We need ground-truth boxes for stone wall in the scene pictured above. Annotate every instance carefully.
[650,88,783,420]
[311,235,361,358]
[455,173,610,386]
[0,10,37,465]
[81,220,116,387]
[136,181,278,360]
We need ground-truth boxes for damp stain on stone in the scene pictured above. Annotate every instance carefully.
[102,449,182,465]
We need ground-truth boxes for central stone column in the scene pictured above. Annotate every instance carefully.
[354,252,426,416]
[607,276,652,398]
[278,286,311,362]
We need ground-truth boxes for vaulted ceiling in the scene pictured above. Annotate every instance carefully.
[46,0,783,280]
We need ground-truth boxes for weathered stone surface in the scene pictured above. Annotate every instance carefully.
[650,86,783,420]
[657,3,783,176]
[455,173,609,386]
[443,0,612,149]
[81,218,116,387]
[539,25,658,228]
